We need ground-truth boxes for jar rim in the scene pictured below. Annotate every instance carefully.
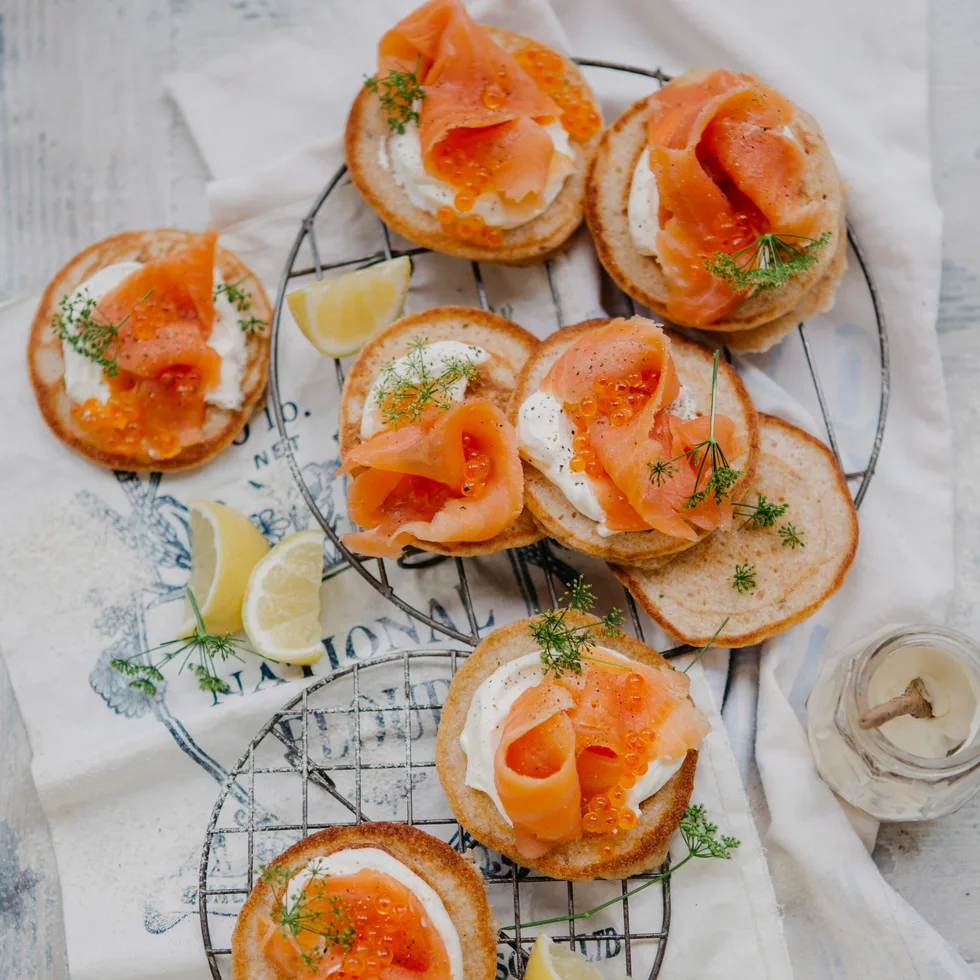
[844,624,980,774]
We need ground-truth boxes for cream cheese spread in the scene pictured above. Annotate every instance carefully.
[359,340,489,439]
[381,118,575,230]
[516,385,699,533]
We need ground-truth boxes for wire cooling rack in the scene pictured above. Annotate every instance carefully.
[199,647,673,980]
[266,59,889,648]
[199,60,889,979]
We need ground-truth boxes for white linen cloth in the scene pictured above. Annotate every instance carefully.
[0,1,965,979]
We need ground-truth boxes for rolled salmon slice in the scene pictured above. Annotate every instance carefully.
[342,398,524,558]
[72,229,223,459]
[492,658,709,858]
[646,70,821,324]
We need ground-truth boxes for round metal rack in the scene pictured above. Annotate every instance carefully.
[200,59,889,979]
[266,59,889,648]
[199,649,673,980]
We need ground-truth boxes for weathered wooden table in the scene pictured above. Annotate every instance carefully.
[2,1,978,976]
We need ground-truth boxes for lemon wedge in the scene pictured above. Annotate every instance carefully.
[181,500,270,636]
[525,935,623,980]
[287,255,412,358]
[242,529,326,665]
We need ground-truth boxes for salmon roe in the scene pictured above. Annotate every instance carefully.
[576,669,658,838]
[563,369,661,482]
[582,776,647,837]
[460,433,492,498]
[514,43,602,142]
[430,42,596,246]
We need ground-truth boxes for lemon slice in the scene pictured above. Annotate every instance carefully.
[525,935,624,980]
[242,529,326,665]
[181,500,270,635]
[287,255,412,358]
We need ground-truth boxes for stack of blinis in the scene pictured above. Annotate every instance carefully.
[334,0,858,650]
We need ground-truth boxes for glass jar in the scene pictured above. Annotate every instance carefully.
[806,624,980,821]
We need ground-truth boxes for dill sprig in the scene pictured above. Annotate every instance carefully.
[732,562,757,594]
[374,337,478,427]
[682,616,731,674]
[646,457,678,487]
[260,862,356,964]
[214,278,267,336]
[531,576,624,678]
[647,351,742,508]
[110,589,251,697]
[52,292,144,377]
[732,493,805,550]
[364,57,426,134]
[779,523,805,549]
[732,493,788,530]
[502,803,739,931]
[705,231,831,292]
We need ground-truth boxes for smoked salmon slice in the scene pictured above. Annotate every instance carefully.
[342,399,524,557]
[377,0,562,203]
[645,70,819,324]
[71,230,223,459]
[541,318,744,539]
[260,867,452,980]
[494,657,709,858]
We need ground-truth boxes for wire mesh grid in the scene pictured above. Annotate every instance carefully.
[199,644,672,980]
[267,60,889,648]
[200,59,889,977]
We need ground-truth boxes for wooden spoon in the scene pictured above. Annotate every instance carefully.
[859,678,933,730]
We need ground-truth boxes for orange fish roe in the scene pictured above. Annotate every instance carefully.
[514,43,601,142]
[454,190,476,212]
[436,199,504,248]
[456,213,486,240]
[460,432,492,498]
[481,84,506,110]
[563,368,662,480]
[581,782,645,837]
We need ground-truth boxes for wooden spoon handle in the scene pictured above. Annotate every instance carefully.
[859,679,932,730]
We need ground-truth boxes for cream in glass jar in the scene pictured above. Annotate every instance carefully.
[806,625,980,821]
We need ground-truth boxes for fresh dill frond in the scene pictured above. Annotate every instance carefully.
[647,457,678,487]
[732,562,757,594]
[109,588,252,698]
[684,463,741,509]
[705,231,831,292]
[531,576,623,678]
[364,56,426,134]
[779,523,805,549]
[214,278,267,336]
[648,351,742,509]
[732,493,789,531]
[261,862,357,958]
[502,803,739,931]
[52,293,136,377]
[678,802,742,858]
[374,337,478,427]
